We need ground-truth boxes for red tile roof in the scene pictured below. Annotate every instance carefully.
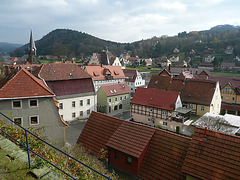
[76,111,123,158]
[39,63,91,81]
[85,65,125,81]
[101,83,131,96]
[139,130,191,180]
[0,67,54,99]
[106,121,155,158]
[46,78,95,96]
[148,75,216,105]
[182,127,240,180]
[131,87,179,110]
[123,69,137,82]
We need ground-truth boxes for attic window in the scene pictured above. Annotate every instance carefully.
[113,89,117,93]
[93,71,100,77]
[110,90,113,93]
[114,70,119,76]
[155,81,158,84]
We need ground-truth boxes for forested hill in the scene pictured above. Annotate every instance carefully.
[11,25,240,59]
[11,29,125,57]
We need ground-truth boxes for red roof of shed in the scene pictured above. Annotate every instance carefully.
[106,121,155,158]
[101,83,131,96]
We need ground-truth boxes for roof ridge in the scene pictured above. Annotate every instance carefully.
[21,67,54,95]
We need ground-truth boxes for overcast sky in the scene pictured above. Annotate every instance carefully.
[0,0,239,44]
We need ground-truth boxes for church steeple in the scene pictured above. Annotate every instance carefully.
[27,29,39,64]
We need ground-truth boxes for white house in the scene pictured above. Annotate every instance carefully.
[123,69,146,93]
[39,63,97,122]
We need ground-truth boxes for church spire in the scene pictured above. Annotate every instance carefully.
[29,29,36,52]
[27,29,40,64]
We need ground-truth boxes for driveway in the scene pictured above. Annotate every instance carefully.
[65,121,86,145]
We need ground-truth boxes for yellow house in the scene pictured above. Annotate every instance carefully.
[148,75,221,116]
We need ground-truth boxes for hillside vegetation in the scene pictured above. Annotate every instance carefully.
[10,25,240,63]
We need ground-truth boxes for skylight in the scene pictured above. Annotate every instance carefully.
[110,90,113,93]
[113,89,117,93]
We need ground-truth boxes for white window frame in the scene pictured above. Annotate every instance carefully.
[13,117,23,126]
[162,110,167,116]
[87,99,90,105]
[12,100,22,109]
[29,99,38,108]
[87,109,91,115]
[72,112,76,118]
[201,106,205,111]
[59,103,63,109]
[109,98,112,103]
[80,111,83,116]
[29,115,39,125]
[72,101,76,108]
[162,121,167,127]
[80,100,83,106]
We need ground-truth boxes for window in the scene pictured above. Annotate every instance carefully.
[30,116,39,125]
[147,117,150,122]
[72,112,76,118]
[13,117,22,126]
[163,122,167,126]
[80,111,83,116]
[115,151,120,161]
[114,105,118,111]
[189,104,193,109]
[72,101,75,108]
[201,106,205,111]
[119,104,122,109]
[109,107,111,113]
[80,100,83,106]
[29,99,38,107]
[232,97,235,101]
[109,98,112,103]
[87,109,90,115]
[126,156,132,166]
[162,110,167,116]
[115,97,118,102]
[124,96,127,100]
[87,99,90,105]
[12,100,22,109]
[120,96,122,101]
[59,103,63,109]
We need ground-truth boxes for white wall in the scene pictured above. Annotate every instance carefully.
[58,94,97,122]
[210,81,222,115]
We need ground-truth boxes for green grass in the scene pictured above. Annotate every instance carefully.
[211,71,240,78]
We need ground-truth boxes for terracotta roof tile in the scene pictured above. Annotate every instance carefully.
[139,129,191,180]
[148,75,216,105]
[85,65,125,81]
[131,87,179,110]
[76,111,123,158]
[101,83,131,96]
[182,127,240,180]
[39,63,91,81]
[106,121,155,158]
[0,67,54,99]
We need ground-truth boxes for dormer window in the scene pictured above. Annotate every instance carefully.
[110,90,113,93]
[113,89,117,93]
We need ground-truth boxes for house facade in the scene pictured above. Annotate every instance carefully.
[97,83,131,115]
[0,68,66,144]
[39,63,96,122]
[85,65,125,92]
[131,87,185,133]
[123,69,146,94]
[148,75,221,116]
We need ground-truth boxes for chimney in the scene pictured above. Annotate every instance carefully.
[4,66,10,77]
[204,127,207,138]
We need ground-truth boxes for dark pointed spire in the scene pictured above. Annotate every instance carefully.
[29,29,36,51]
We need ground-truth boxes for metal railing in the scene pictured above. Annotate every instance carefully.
[0,112,111,180]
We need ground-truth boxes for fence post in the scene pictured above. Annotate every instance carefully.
[25,130,31,169]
